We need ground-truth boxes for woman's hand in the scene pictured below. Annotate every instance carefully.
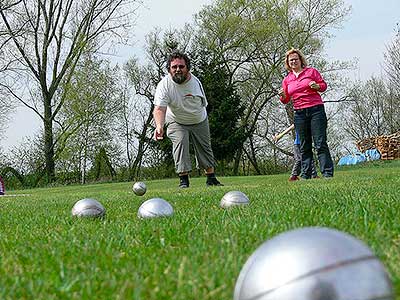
[278,88,285,97]
[309,81,320,90]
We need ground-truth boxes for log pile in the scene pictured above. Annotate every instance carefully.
[356,137,376,153]
[356,131,400,160]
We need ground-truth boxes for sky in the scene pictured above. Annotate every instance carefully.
[327,0,399,80]
[1,0,399,151]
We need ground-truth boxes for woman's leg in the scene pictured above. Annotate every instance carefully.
[310,105,334,177]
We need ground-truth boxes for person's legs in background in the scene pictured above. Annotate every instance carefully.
[289,143,301,181]
[295,109,314,179]
[310,105,334,178]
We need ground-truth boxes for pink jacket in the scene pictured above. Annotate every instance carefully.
[0,176,4,195]
[280,67,327,110]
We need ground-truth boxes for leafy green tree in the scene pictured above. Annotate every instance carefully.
[1,134,47,187]
[57,54,121,184]
[91,147,116,180]
[0,0,140,182]
[195,52,246,170]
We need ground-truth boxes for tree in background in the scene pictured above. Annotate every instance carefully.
[194,51,246,173]
[383,25,400,133]
[56,54,121,184]
[0,2,15,141]
[343,78,391,141]
[0,0,140,182]
[340,25,400,144]
[0,94,13,141]
[1,135,45,188]
[122,55,161,180]
[194,0,350,174]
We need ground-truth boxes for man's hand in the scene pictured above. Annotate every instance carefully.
[153,105,167,141]
[154,126,164,141]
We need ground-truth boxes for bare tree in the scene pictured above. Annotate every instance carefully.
[383,25,400,133]
[343,77,394,141]
[0,0,140,182]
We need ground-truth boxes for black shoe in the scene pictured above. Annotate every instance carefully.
[179,175,189,188]
[206,174,223,186]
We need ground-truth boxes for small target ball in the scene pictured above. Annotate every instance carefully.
[133,181,147,196]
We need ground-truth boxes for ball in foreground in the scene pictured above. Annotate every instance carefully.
[137,198,173,219]
[71,198,105,218]
[220,190,250,208]
[133,181,147,196]
[234,227,393,300]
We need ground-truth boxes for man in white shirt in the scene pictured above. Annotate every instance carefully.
[153,51,223,188]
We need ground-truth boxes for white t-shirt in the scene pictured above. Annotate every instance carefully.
[154,74,208,125]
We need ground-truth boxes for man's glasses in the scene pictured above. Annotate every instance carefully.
[171,64,186,70]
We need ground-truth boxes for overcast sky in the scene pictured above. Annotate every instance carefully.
[2,0,399,151]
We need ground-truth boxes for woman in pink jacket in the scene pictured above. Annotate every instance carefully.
[0,176,5,195]
[279,48,334,179]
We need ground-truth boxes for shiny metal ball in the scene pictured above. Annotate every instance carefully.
[137,198,173,219]
[234,227,393,300]
[133,181,147,196]
[71,198,105,218]
[220,191,250,208]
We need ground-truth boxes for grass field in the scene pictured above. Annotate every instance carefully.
[0,160,399,299]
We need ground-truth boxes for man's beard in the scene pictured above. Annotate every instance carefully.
[172,73,187,84]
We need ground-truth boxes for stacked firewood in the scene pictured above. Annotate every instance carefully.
[356,131,400,160]
[356,137,376,153]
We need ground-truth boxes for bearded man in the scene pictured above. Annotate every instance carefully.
[153,50,223,188]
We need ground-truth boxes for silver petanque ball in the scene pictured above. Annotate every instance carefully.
[137,198,174,219]
[234,227,393,300]
[220,191,250,208]
[71,198,105,218]
[133,181,147,196]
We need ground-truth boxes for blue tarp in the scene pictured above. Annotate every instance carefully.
[338,153,366,166]
[337,148,381,166]
[365,149,381,161]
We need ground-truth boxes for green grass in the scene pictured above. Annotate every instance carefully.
[0,160,399,300]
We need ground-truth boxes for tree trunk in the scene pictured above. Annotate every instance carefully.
[43,95,55,182]
[233,147,243,176]
[130,129,148,180]
[130,105,154,180]
[245,138,261,175]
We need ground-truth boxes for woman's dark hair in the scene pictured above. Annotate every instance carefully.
[166,50,191,70]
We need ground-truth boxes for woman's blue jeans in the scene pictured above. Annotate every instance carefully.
[294,105,334,178]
